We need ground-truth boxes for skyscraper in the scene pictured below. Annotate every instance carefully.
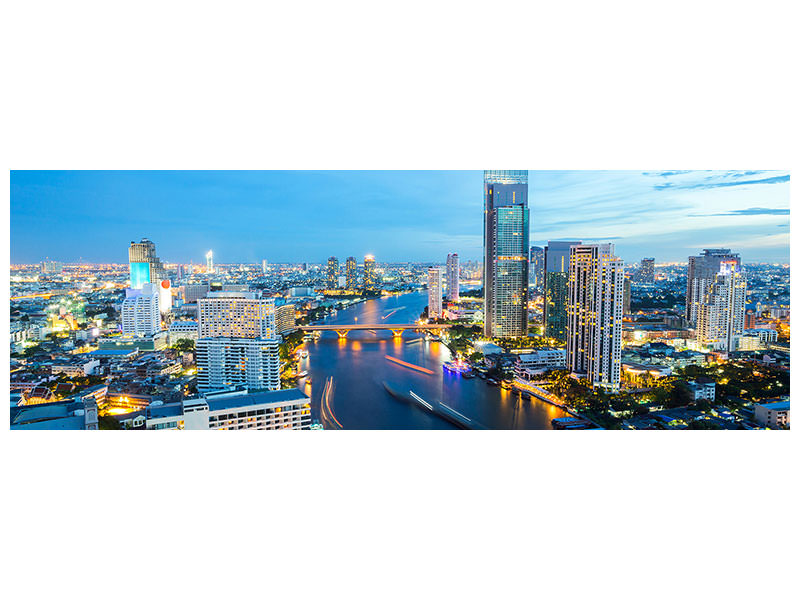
[326,256,339,288]
[427,267,443,319]
[345,256,357,290]
[196,291,280,392]
[363,255,377,290]
[446,253,459,302]
[566,243,624,390]
[483,170,529,338]
[696,262,746,352]
[129,238,166,289]
[262,259,268,275]
[205,250,214,274]
[121,284,161,337]
[529,246,544,290]
[543,240,582,343]
[686,249,740,323]
[623,276,632,314]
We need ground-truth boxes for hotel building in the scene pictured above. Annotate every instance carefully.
[686,249,740,323]
[446,253,460,302]
[428,267,443,319]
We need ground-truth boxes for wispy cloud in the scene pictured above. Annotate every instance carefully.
[689,207,790,217]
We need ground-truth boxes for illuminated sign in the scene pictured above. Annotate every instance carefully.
[130,262,150,289]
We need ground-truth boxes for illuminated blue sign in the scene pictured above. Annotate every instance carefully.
[130,262,150,289]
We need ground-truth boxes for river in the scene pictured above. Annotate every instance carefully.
[297,290,568,429]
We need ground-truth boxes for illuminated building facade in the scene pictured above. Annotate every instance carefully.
[41,260,63,274]
[483,170,529,338]
[121,284,161,337]
[345,256,357,289]
[427,267,443,319]
[327,256,339,288]
[129,238,166,288]
[530,246,544,290]
[275,304,297,336]
[196,291,280,392]
[696,262,746,352]
[566,243,624,390]
[446,253,459,302]
[686,249,740,323]
[363,255,377,290]
[543,240,582,343]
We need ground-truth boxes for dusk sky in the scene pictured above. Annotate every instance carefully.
[10,170,790,265]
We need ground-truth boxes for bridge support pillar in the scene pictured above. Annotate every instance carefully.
[390,329,404,338]
[335,330,349,339]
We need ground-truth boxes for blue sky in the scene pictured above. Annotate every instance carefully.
[9,170,790,264]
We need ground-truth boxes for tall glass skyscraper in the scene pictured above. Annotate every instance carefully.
[543,240,582,342]
[483,170,529,338]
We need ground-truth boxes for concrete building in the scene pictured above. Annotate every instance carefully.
[744,328,778,344]
[121,284,161,337]
[483,170,529,338]
[145,388,311,430]
[697,263,746,352]
[753,400,789,428]
[686,249,741,323]
[623,276,632,314]
[446,253,460,302]
[686,380,716,402]
[566,243,624,390]
[41,260,63,274]
[198,292,276,339]
[182,283,210,304]
[427,267,443,319]
[637,257,655,284]
[544,240,582,343]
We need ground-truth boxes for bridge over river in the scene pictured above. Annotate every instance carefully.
[299,323,452,339]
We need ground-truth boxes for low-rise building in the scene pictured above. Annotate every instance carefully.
[169,320,199,345]
[514,349,567,381]
[144,387,312,430]
[753,400,789,428]
[686,379,716,402]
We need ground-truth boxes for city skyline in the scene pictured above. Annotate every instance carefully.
[9,170,791,265]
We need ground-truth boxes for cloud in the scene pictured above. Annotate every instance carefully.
[689,207,790,217]
[654,174,789,191]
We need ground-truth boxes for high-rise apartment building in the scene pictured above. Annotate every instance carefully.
[696,263,747,352]
[121,284,161,337]
[326,256,339,288]
[543,240,582,343]
[634,257,655,284]
[530,246,544,290]
[566,243,624,390]
[427,268,443,319]
[483,170,529,338]
[363,255,377,290]
[41,260,63,274]
[275,304,297,337]
[129,238,166,289]
[686,249,741,323]
[345,256,357,289]
[446,253,460,302]
[196,291,280,392]
[623,276,632,314]
[262,259,268,275]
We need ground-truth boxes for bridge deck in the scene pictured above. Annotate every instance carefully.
[299,323,451,331]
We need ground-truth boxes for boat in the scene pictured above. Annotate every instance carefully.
[300,350,309,358]
[501,380,512,390]
[461,371,475,379]
[477,372,487,379]
[443,360,470,374]
[297,370,308,378]
[487,378,499,386]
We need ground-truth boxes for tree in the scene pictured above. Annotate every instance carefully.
[172,338,195,353]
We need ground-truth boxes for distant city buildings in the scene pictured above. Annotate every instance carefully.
[129,238,166,288]
[696,261,746,352]
[686,249,740,323]
[544,240,582,343]
[529,246,544,290]
[206,250,214,274]
[566,243,624,390]
[427,267,443,319]
[483,170,529,338]
[121,284,161,337]
[345,256,357,289]
[262,259,268,275]
[41,260,63,274]
[446,253,459,302]
[635,257,655,284]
